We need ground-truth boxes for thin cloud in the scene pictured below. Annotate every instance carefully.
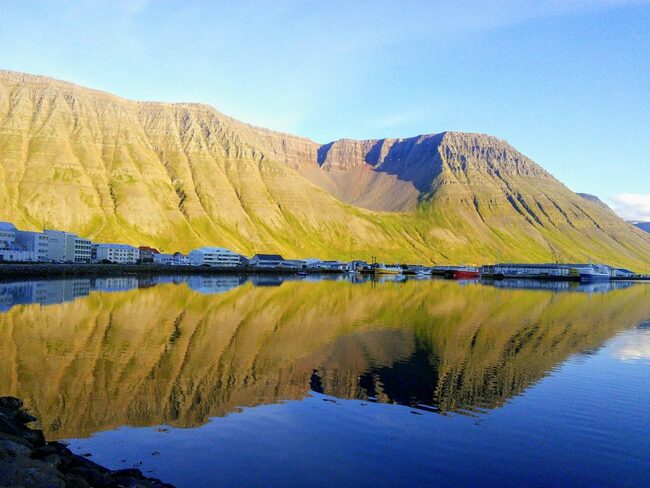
[609,193,650,221]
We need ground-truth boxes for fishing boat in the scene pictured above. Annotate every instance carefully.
[375,265,403,275]
[452,267,480,279]
[578,264,610,283]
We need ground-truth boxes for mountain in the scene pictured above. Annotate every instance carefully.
[1,69,649,267]
[631,222,650,234]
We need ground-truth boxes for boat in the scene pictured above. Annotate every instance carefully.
[452,267,480,279]
[578,264,610,283]
[374,265,403,275]
[415,270,432,278]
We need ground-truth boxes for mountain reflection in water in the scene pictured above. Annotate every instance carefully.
[0,275,648,439]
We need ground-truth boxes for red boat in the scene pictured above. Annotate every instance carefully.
[452,268,480,279]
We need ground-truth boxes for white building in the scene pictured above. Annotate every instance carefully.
[93,244,139,264]
[249,254,285,268]
[153,253,175,265]
[14,230,49,262]
[74,237,92,263]
[279,259,305,269]
[189,247,241,267]
[310,260,349,271]
[0,222,39,262]
[0,222,16,248]
[44,230,92,263]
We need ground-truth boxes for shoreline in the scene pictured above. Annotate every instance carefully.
[0,263,335,279]
[0,396,172,487]
[0,263,648,282]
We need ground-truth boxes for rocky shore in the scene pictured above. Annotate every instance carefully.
[0,397,173,487]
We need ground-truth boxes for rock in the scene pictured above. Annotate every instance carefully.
[0,438,32,457]
[68,466,114,487]
[65,472,92,488]
[15,410,38,424]
[0,398,174,487]
[0,397,24,411]
[113,468,145,478]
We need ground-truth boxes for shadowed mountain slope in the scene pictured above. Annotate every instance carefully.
[0,70,649,267]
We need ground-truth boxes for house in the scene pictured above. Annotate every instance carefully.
[173,252,189,265]
[249,254,285,268]
[93,244,139,264]
[138,246,160,263]
[189,247,241,267]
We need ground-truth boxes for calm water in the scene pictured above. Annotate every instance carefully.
[1,275,649,487]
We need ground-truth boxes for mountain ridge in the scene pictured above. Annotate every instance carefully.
[0,69,649,268]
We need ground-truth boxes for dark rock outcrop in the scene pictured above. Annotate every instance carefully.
[0,397,173,488]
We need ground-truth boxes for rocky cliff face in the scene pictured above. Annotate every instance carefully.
[1,70,649,267]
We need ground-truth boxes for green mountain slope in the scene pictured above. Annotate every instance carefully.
[0,70,649,268]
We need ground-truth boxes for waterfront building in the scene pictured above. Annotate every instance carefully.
[349,260,372,272]
[74,237,92,263]
[279,259,305,269]
[138,246,160,263]
[14,230,49,262]
[249,254,285,268]
[479,263,614,280]
[0,222,27,262]
[153,253,175,265]
[189,247,242,267]
[93,243,139,264]
[314,260,349,271]
[610,268,634,278]
[44,229,91,263]
[0,222,16,248]
[173,252,189,265]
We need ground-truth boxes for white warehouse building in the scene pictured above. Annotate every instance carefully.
[93,244,139,264]
[189,247,241,267]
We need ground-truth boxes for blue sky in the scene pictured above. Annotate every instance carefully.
[1,0,649,219]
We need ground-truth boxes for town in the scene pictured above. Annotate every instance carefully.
[0,221,643,281]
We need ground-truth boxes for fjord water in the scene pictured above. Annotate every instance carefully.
[1,276,649,487]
